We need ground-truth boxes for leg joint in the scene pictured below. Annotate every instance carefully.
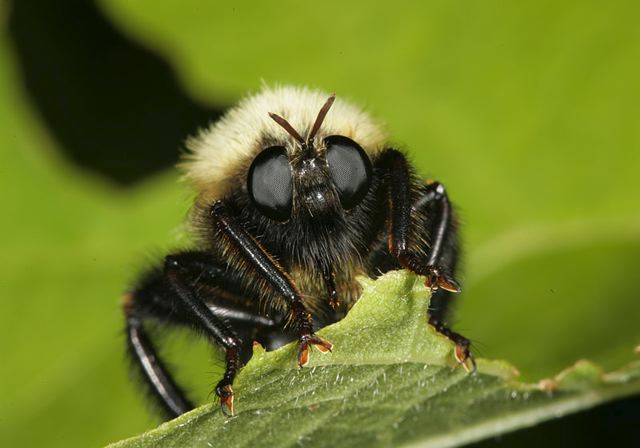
[122,293,146,331]
[424,180,447,201]
[209,200,225,217]
[121,292,137,317]
[222,336,241,350]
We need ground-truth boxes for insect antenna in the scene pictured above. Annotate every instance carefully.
[308,94,336,142]
[268,112,305,144]
[268,93,336,158]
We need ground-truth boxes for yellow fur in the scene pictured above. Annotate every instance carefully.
[180,85,387,200]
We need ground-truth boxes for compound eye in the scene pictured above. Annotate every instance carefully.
[247,146,292,221]
[325,135,372,209]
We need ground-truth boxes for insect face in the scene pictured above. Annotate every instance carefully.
[291,149,342,221]
[247,97,373,224]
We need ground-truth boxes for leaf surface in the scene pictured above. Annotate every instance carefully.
[109,271,640,448]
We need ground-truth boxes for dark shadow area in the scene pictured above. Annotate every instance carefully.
[7,0,226,186]
[468,393,640,447]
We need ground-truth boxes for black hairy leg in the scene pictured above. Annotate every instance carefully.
[210,201,333,367]
[374,148,474,371]
[124,298,195,418]
[376,149,460,293]
[413,181,460,323]
[414,181,474,370]
[428,315,476,372]
[124,251,278,417]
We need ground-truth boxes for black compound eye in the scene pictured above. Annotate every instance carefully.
[325,135,372,209]
[247,146,292,221]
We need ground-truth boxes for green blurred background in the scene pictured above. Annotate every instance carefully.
[1,1,639,447]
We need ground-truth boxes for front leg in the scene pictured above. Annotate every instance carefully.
[210,201,333,367]
[377,149,461,291]
[375,149,474,371]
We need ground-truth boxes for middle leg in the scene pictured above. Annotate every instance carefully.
[374,148,475,371]
[126,251,278,417]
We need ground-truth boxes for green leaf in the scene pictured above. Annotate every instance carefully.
[108,271,640,448]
